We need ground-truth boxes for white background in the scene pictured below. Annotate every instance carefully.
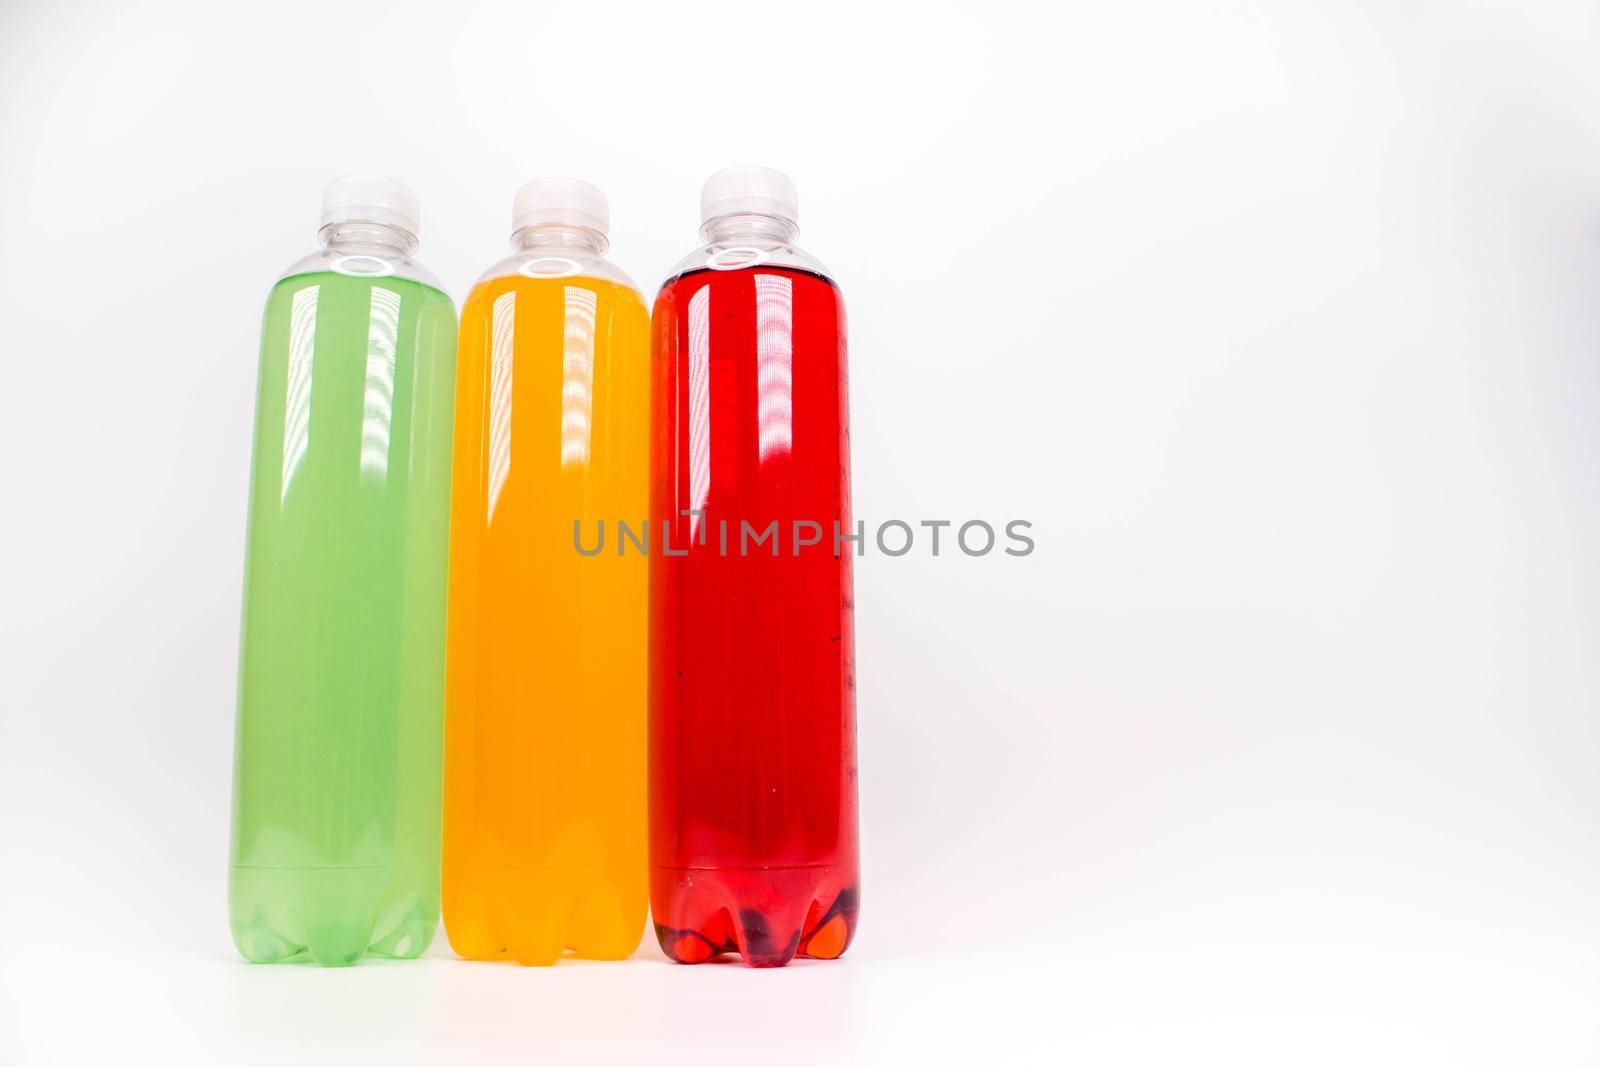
[2,1,1598,1062]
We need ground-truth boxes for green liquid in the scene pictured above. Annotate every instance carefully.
[229,270,456,965]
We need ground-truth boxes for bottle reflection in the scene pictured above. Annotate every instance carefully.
[359,287,400,482]
[686,286,712,539]
[754,273,794,462]
[486,290,516,522]
[280,285,319,504]
[561,286,597,468]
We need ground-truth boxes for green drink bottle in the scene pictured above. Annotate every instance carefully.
[229,176,457,965]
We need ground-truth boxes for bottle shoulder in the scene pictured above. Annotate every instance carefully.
[274,247,450,298]
[659,241,835,294]
[472,249,641,295]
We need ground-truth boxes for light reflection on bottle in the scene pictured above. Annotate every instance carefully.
[280,285,319,504]
[360,286,401,481]
[560,286,597,468]
[754,274,794,462]
[486,290,516,522]
[686,285,712,538]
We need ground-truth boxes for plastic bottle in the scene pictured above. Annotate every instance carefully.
[442,178,650,965]
[649,166,860,967]
[229,175,457,966]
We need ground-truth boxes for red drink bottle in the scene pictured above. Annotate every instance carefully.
[649,167,860,967]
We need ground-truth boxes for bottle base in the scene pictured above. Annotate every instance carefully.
[228,865,437,966]
[651,866,859,968]
[443,865,645,966]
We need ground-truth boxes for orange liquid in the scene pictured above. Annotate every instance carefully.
[442,272,649,964]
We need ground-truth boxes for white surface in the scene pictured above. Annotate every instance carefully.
[2,1,1599,1063]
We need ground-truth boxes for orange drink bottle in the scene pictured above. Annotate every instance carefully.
[442,179,649,964]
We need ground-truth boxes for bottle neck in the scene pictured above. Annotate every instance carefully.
[512,224,608,255]
[320,221,417,256]
[700,212,798,247]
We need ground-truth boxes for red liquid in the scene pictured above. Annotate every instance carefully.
[649,264,859,967]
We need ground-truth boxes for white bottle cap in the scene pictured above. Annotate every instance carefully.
[512,177,609,235]
[700,165,799,228]
[319,174,420,236]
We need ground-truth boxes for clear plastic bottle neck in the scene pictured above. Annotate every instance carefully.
[512,223,608,255]
[319,221,418,256]
[700,212,798,247]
